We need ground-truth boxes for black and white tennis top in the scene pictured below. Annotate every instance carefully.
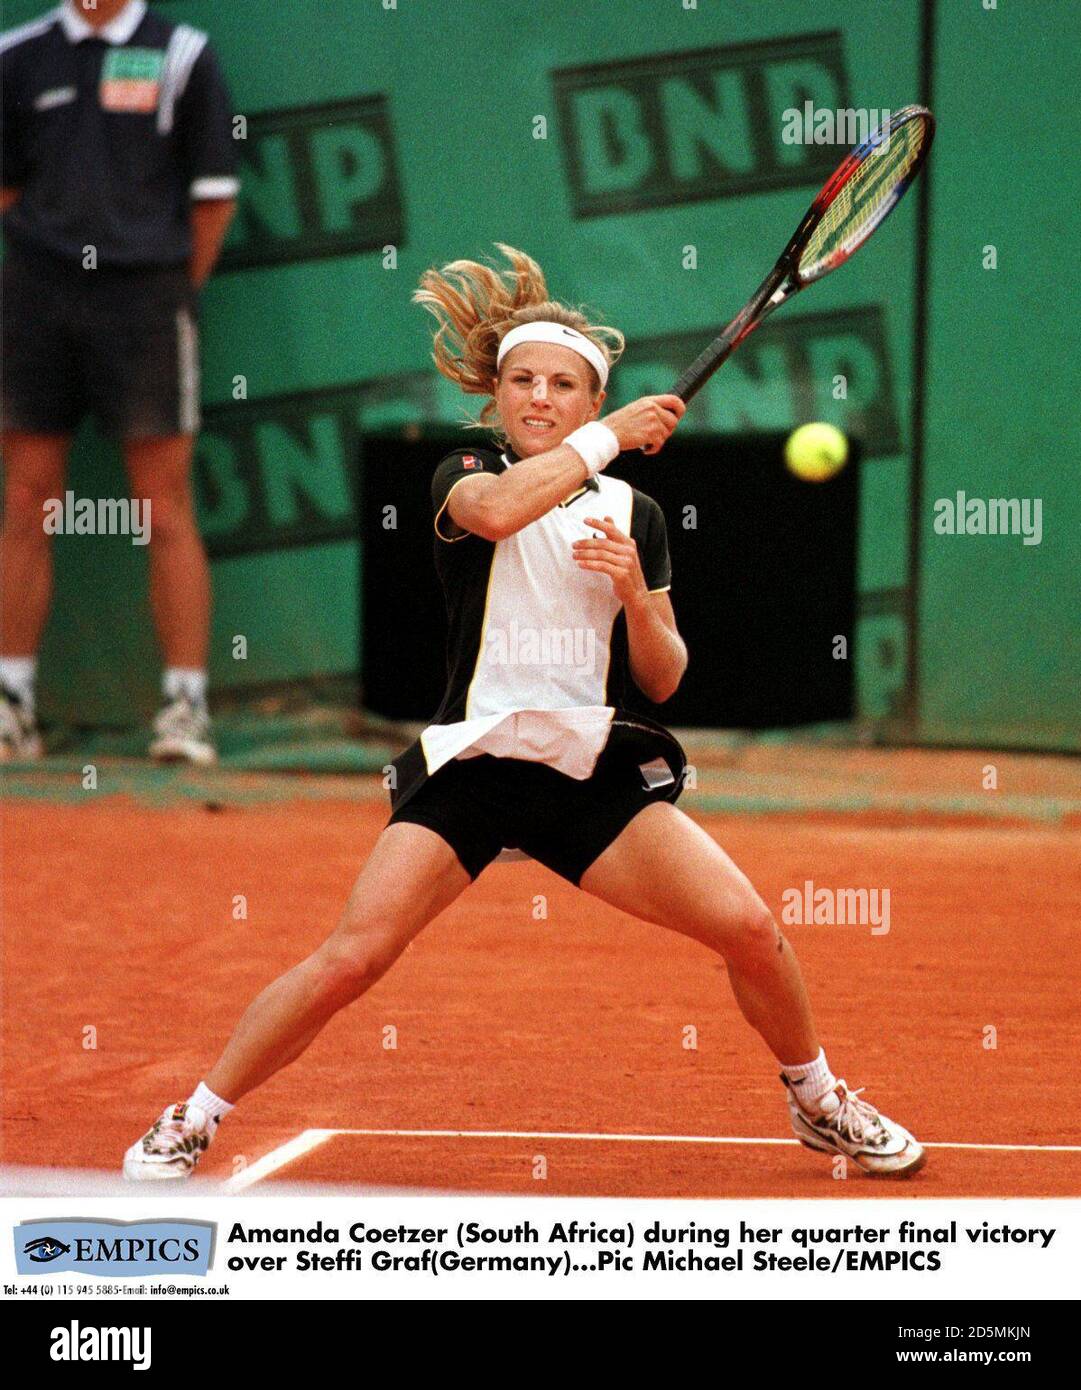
[389,445,688,816]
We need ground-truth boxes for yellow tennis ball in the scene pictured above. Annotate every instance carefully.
[784,423,849,482]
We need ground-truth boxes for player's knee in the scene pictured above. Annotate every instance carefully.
[142,490,196,546]
[314,950,379,1004]
[315,936,396,1003]
[3,479,56,539]
[724,899,783,974]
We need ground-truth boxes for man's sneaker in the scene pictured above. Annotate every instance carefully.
[149,696,216,765]
[782,1076,926,1177]
[0,685,43,762]
[123,1102,219,1181]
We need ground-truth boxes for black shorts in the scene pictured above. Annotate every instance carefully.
[1,246,200,439]
[387,733,684,886]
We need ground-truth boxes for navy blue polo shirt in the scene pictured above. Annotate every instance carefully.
[1,0,238,269]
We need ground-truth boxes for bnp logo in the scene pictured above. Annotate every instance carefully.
[553,31,849,218]
[614,306,900,457]
[222,95,405,270]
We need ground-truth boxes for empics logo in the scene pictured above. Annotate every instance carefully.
[51,1321,151,1371]
[23,1236,71,1264]
[15,1219,215,1277]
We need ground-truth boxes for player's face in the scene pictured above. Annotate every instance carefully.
[496,343,605,458]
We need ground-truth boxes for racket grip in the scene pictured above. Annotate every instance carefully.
[670,334,736,403]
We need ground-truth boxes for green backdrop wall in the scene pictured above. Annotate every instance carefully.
[920,1,1079,749]
[5,0,1076,747]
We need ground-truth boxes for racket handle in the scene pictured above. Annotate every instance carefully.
[671,267,788,403]
[670,334,737,404]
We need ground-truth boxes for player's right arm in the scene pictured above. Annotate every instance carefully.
[448,395,684,541]
[447,445,587,541]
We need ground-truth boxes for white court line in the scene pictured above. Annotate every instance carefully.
[335,1128,1081,1154]
[341,1128,795,1145]
[923,1141,1081,1153]
[228,1127,1081,1189]
[224,1129,337,1192]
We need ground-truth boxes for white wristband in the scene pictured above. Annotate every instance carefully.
[564,421,620,477]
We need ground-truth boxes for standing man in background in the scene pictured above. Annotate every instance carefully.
[0,0,238,762]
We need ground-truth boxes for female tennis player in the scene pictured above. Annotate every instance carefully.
[124,246,924,1181]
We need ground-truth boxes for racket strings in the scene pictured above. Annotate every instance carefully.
[799,115,928,279]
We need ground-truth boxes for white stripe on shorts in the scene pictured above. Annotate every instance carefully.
[176,307,200,435]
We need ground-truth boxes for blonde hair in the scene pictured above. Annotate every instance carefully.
[413,243,624,432]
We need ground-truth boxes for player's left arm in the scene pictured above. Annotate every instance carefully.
[624,588,687,704]
[189,197,236,288]
[573,511,688,704]
[176,39,240,289]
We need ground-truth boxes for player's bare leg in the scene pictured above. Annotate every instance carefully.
[581,801,817,1059]
[124,434,214,762]
[0,432,71,759]
[124,823,471,1179]
[206,823,470,1099]
[580,801,924,1175]
[0,432,69,651]
[123,434,209,669]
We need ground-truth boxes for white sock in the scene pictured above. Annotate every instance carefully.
[781,1048,837,1110]
[0,655,37,713]
[188,1080,234,1123]
[163,667,208,708]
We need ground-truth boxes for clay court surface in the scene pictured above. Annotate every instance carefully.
[3,745,1080,1198]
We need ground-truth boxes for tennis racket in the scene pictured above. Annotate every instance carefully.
[671,104,935,403]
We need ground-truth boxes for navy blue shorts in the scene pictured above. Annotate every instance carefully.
[1,247,200,439]
[387,731,684,886]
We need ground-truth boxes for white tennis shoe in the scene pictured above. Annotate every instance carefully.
[783,1076,926,1177]
[123,1102,219,1181]
[149,697,216,765]
[0,686,43,761]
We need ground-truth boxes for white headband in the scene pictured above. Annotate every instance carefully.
[496,321,610,388]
